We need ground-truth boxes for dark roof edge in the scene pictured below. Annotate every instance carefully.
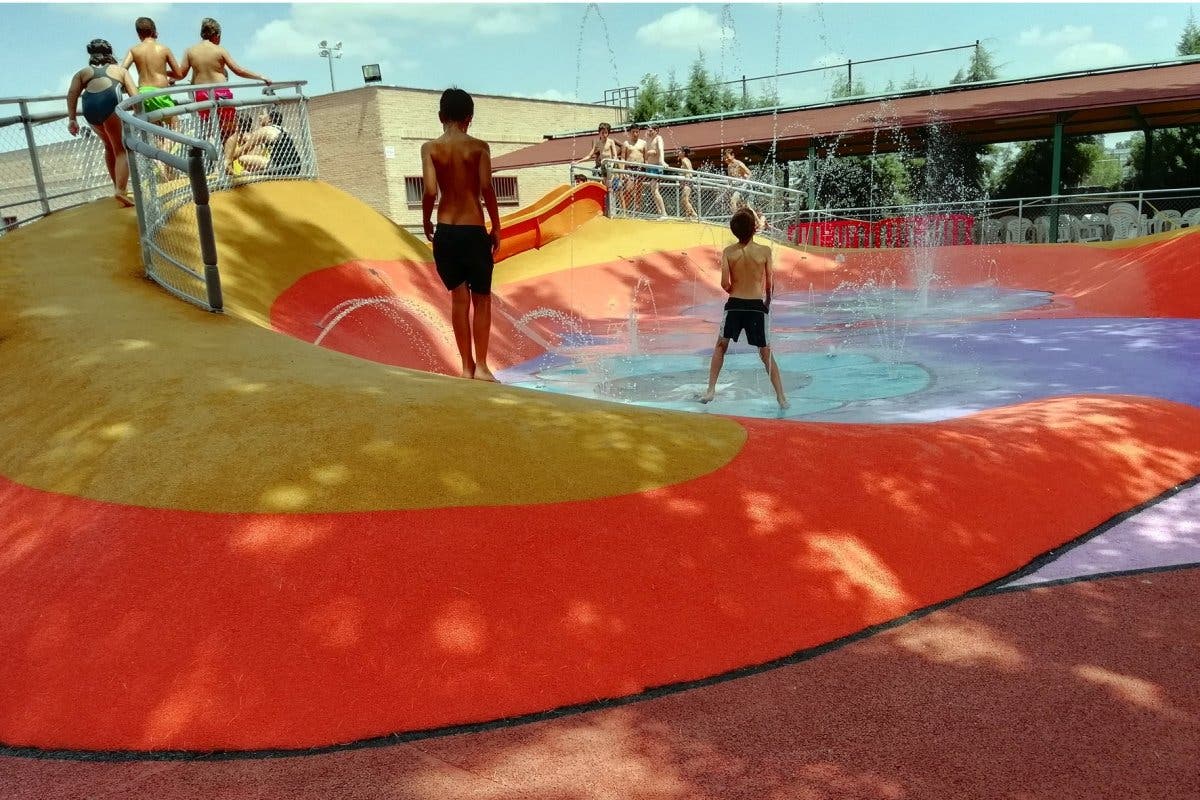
[309,84,618,110]
[541,54,1200,140]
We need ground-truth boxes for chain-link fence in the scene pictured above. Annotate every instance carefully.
[0,94,114,234]
[579,159,802,242]
[786,188,1200,246]
[118,80,315,311]
[575,160,1200,248]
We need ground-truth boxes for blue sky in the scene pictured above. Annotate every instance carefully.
[2,2,1197,115]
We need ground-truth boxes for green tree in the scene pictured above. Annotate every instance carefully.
[991,136,1101,198]
[1178,10,1200,55]
[806,150,910,210]
[1122,127,1200,189]
[829,73,866,100]
[683,54,737,116]
[909,43,1001,201]
[951,43,999,84]
[629,73,668,123]
[1120,12,1200,188]
[1080,140,1122,190]
[661,70,685,119]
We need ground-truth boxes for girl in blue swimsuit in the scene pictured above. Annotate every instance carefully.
[66,39,138,207]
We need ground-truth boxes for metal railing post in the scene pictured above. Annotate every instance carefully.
[124,127,152,273]
[187,145,223,312]
[18,100,51,217]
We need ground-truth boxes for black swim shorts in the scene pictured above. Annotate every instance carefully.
[433,224,494,294]
[721,297,770,348]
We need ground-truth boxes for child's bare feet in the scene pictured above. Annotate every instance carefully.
[778,396,790,410]
[697,390,715,404]
[473,365,499,382]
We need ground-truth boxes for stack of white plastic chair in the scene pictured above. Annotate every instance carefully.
[1181,207,1200,228]
[1034,215,1074,243]
[1108,202,1148,236]
[1149,209,1182,234]
[982,218,1005,244]
[1072,214,1106,242]
[1005,217,1034,243]
[1108,210,1142,240]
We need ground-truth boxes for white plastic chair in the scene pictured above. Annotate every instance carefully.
[1005,217,1034,244]
[981,218,1005,244]
[1108,202,1139,217]
[1181,207,1200,228]
[1149,210,1182,234]
[1034,214,1073,243]
[1072,215,1106,242]
[1108,210,1142,240]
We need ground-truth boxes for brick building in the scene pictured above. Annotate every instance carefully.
[307,85,623,230]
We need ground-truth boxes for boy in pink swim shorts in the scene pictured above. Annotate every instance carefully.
[177,17,270,141]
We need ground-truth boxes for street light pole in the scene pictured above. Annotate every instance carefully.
[317,40,343,93]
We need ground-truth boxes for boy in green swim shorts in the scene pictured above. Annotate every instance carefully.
[122,17,181,125]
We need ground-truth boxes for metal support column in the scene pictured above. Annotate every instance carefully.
[123,126,152,273]
[18,101,51,217]
[1048,115,1064,244]
[188,146,223,312]
[807,143,817,210]
[1144,128,1156,188]
[1130,106,1154,188]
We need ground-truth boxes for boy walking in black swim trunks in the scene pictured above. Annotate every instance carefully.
[421,88,502,381]
[699,208,789,409]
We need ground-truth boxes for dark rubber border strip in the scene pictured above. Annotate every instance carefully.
[3,471,1198,763]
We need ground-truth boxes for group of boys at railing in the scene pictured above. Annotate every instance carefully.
[574,158,1200,248]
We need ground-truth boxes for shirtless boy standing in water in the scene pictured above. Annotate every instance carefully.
[122,17,181,128]
[699,207,788,409]
[421,88,503,381]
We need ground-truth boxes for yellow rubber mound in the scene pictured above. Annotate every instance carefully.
[0,184,745,512]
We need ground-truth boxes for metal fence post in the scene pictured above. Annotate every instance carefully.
[18,100,51,217]
[124,127,152,274]
[187,145,223,312]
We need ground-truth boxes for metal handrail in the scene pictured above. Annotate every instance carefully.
[599,158,800,199]
[575,157,1200,244]
[113,79,310,312]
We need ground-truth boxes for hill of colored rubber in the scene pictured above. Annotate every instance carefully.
[0,181,1198,753]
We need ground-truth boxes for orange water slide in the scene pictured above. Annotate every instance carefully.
[494,180,607,262]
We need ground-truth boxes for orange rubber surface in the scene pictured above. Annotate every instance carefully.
[3,397,1199,751]
[3,568,1197,799]
[1,182,1198,754]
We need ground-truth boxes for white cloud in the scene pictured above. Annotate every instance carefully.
[250,20,319,60]
[248,3,549,61]
[515,89,580,102]
[635,7,733,51]
[473,9,554,37]
[55,3,173,23]
[1018,25,1093,48]
[1145,16,1169,32]
[813,52,849,69]
[1055,42,1130,70]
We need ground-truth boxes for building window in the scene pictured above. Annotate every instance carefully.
[493,176,519,206]
[404,176,520,208]
[405,177,424,208]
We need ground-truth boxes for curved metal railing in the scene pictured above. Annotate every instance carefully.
[0,93,114,230]
[569,158,802,242]
[115,80,313,311]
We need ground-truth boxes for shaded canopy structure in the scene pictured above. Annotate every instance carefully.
[494,58,1200,196]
